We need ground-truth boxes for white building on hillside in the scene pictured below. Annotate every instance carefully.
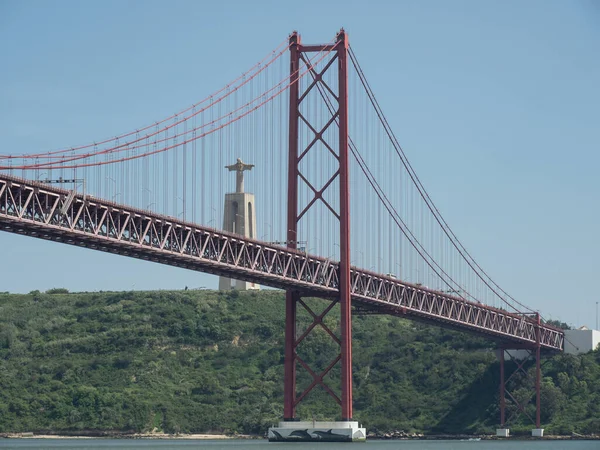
[564,326,600,355]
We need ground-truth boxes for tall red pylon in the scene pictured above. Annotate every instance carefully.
[284,29,353,421]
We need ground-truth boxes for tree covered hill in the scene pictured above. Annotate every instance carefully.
[0,289,598,435]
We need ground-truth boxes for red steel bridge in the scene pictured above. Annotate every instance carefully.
[0,30,564,431]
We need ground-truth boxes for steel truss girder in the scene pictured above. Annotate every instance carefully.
[0,174,339,295]
[0,173,564,352]
[349,272,563,351]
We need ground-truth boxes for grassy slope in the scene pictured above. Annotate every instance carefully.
[0,289,598,435]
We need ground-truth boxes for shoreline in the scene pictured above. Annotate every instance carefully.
[369,435,600,441]
[1,432,599,441]
[0,433,254,440]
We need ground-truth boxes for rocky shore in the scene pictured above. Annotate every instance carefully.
[366,430,599,440]
[2,431,598,440]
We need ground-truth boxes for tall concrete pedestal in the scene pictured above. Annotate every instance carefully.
[532,428,544,437]
[218,159,260,291]
[268,421,366,442]
[218,191,259,290]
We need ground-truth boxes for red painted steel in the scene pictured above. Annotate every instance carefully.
[283,29,355,421]
[498,337,543,429]
[284,290,298,419]
[336,29,352,421]
[284,30,301,421]
[500,349,506,427]
[535,313,541,429]
[0,173,564,352]
[294,298,342,407]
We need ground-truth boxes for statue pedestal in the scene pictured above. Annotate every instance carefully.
[218,192,259,291]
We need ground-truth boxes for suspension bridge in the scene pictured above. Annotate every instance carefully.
[0,30,564,441]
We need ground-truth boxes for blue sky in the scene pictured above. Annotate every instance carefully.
[1,0,599,327]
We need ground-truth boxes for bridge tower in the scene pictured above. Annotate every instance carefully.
[496,313,544,438]
[218,158,260,291]
[269,29,365,442]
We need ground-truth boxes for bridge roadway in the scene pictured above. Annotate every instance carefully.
[0,173,564,351]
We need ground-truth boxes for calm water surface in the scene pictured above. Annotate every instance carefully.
[0,439,597,450]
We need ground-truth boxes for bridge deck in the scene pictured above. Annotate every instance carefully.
[0,174,564,351]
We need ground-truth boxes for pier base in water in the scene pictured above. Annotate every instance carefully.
[268,421,366,442]
[532,428,544,437]
[496,428,510,438]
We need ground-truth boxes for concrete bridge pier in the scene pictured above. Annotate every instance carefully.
[268,421,366,442]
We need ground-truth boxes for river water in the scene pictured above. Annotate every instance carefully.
[0,439,598,450]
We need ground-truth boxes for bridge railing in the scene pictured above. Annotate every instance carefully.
[0,173,564,351]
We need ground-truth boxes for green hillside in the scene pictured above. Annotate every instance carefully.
[0,289,598,435]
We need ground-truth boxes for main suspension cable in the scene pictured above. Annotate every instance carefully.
[349,45,535,315]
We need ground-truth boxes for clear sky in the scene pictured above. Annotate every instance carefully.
[1,0,598,327]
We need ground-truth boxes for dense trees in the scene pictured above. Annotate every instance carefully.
[0,289,598,435]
